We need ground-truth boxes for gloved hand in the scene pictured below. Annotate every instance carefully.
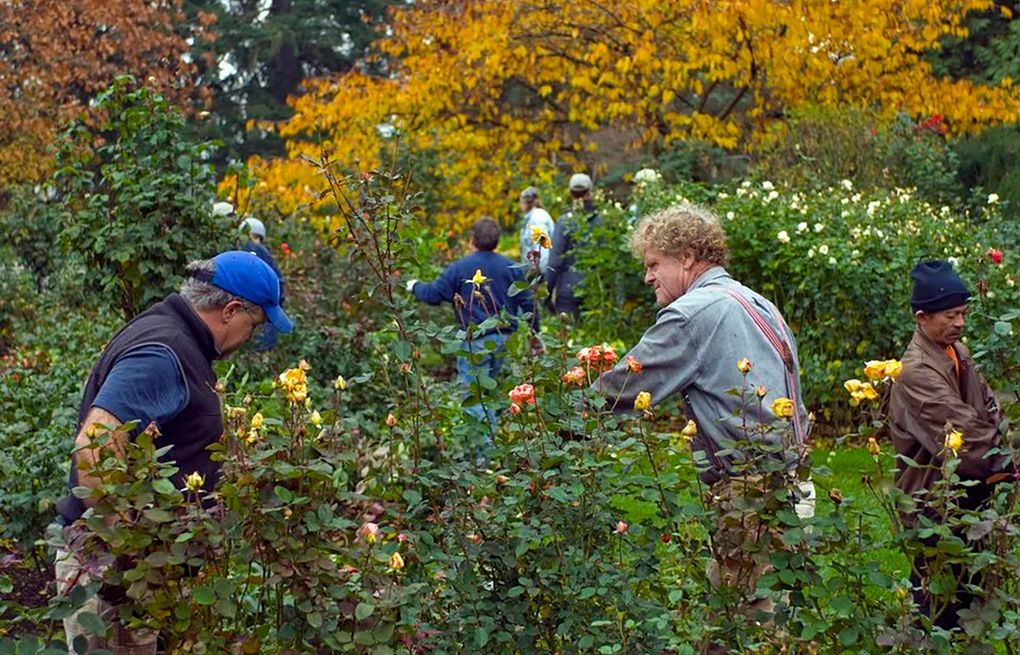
[405,279,419,293]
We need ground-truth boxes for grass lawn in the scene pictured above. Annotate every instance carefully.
[812,443,912,579]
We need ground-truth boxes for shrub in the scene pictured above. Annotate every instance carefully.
[54,76,230,320]
[574,177,1017,423]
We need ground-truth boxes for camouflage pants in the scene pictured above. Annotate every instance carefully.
[51,525,157,655]
[706,476,815,618]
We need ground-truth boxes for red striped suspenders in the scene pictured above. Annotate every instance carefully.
[715,287,807,447]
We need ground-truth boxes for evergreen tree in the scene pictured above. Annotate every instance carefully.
[186,0,397,166]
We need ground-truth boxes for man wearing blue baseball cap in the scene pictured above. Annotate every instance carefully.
[52,251,291,653]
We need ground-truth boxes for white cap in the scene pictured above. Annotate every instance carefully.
[212,201,235,217]
[239,217,266,239]
[569,173,593,191]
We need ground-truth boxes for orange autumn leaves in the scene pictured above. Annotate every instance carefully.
[0,0,212,185]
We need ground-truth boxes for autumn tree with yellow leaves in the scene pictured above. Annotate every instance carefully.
[246,0,1020,227]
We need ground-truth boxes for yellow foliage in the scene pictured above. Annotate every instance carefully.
[245,0,1019,229]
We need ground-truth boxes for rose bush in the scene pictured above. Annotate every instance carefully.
[5,153,1020,653]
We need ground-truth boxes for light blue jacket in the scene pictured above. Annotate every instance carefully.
[598,267,809,483]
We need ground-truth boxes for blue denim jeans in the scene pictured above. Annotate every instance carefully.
[456,332,508,461]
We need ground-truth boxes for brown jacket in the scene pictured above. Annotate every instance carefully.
[888,328,1009,507]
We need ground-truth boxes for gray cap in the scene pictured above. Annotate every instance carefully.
[520,186,539,200]
[569,173,593,191]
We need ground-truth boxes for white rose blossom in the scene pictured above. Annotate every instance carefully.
[777,230,791,244]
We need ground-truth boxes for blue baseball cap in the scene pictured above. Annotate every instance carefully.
[208,251,293,333]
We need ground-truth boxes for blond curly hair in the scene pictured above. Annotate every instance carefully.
[629,203,728,266]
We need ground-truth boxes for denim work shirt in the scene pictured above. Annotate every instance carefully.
[598,267,809,483]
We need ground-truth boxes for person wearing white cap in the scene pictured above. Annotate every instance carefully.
[518,186,555,275]
[545,172,598,321]
[238,217,285,349]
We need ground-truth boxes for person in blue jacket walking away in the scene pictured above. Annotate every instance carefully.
[406,217,540,464]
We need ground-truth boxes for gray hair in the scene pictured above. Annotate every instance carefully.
[180,258,260,313]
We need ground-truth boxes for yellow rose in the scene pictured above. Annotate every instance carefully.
[470,269,489,286]
[681,420,697,439]
[884,359,902,379]
[530,226,551,249]
[278,367,309,404]
[388,551,405,571]
[945,429,964,452]
[866,437,881,456]
[736,358,752,374]
[250,412,264,430]
[634,391,652,411]
[310,410,322,427]
[843,379,864,394]
[859,382,878,400]
[334,375,347,391]
[184,471,205,493]
[863,360,886,381]
[770,397,795,418]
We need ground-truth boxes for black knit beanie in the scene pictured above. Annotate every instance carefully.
[910,260,971,313]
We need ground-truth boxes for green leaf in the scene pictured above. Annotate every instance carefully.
[151,478,177,496]
[145,551,170,567]
[75,611,106,636]
[354,602,375,622]
[142,508,174,523]
[193,587,216,606]
[274,485,293,503]
[474,627,489,647]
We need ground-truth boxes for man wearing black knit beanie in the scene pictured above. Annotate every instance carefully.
[889,260,1013,631]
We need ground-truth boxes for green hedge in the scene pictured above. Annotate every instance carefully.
[576,178,1017,423]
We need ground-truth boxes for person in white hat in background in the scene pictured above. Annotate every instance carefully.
[518,186,556,276]
[238,216,286,349]
[546,173,600,321]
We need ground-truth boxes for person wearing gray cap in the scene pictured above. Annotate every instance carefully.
[518,186,556,275]
[238,216,286,349]
[546,172,599,321]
